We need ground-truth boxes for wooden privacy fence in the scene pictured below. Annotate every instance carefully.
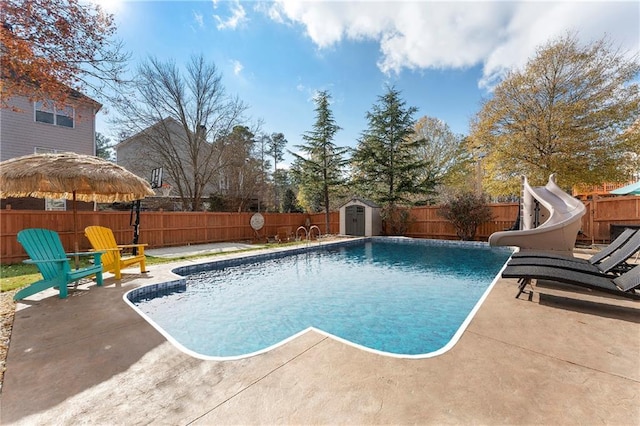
[580,196,640,244]
[406,203,519,240]
[1,196,638,264]
[0,210,340,264]
[406,196,640,244]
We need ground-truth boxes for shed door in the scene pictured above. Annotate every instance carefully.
[345,205,365,236]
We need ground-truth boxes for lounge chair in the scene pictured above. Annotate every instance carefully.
[509,229,640,275]
[502,263,640,300]
[587,228,638,264]
[84,226,147,279]
[15,228,104,301]
[511,228,637,264]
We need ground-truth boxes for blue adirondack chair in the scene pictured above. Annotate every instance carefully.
[14,228,104,301]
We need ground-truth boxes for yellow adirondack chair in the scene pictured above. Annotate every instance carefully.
[84,226,147,279]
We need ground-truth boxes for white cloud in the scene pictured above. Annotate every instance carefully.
[214,0,247,30]
[252,1,283,23]
[89,0,125,15]
[193,11,204,29]
[268,1,640,90]
[295,82,317,102]
[231,59,244,76]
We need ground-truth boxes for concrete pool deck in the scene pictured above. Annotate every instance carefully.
[1,242,639,424]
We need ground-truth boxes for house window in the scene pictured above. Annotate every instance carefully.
[45,198,67,211]
[34,147,58,154]
[219,175,229,192]
[34,101,74,128]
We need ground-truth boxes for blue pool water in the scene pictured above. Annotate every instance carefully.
[129,239,512,359]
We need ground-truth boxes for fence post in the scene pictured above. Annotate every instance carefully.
[161,209,166,248]
[590,195,597,245]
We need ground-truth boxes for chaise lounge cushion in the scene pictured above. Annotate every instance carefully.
[502,264,640,299]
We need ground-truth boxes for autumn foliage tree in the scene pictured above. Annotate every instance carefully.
[0,0,128,108]
[412,115,471,191]
[470,34,640,196]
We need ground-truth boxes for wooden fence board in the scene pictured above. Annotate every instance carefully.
[1,197,638,264]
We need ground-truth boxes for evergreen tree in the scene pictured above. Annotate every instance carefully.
[266,132,287,211]
[282,188,302,213]
[291,90,348,234]
[256,134,272,212]
[95,132,114,161]
[352,86,435,205]
[290,156,323,213]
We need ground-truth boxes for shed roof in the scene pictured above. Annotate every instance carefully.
[341,197,380,208]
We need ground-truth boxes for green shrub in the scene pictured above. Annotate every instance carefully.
[381,203,412,236]
[439,192,493,240]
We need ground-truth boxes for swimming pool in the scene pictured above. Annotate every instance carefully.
[127,238,513,360]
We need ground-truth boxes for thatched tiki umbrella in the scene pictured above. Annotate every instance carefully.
[0,152,155,258]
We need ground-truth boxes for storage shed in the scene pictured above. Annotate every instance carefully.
[339,197,382,237]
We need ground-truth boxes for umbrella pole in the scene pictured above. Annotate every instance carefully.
[131,200,141,255]
[73,191,79,269]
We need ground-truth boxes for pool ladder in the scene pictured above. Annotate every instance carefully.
[296,225,321,245]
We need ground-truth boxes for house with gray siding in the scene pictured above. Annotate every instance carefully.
[115,117,184,190]
[116,118,227,209]
[0,92,102,161]
[0,90,102,209]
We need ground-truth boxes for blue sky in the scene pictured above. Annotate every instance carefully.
[95,0,639,165]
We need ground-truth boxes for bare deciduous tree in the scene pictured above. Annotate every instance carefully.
[114,55,248,210]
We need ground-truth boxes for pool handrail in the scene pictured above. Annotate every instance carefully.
[296,226,308,241]
[309,225,321,240]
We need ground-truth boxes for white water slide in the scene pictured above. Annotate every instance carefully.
[489,174,586,253]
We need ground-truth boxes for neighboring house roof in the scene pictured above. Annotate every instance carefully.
[1,75,102,112]
[66,86,102,112]
[116,117,183,150]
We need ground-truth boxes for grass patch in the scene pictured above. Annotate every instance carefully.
[1,263,42,292]
[1,263,42,293]
[0,242,292,293]
[0,262,39,278]
[1,273,41,293]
